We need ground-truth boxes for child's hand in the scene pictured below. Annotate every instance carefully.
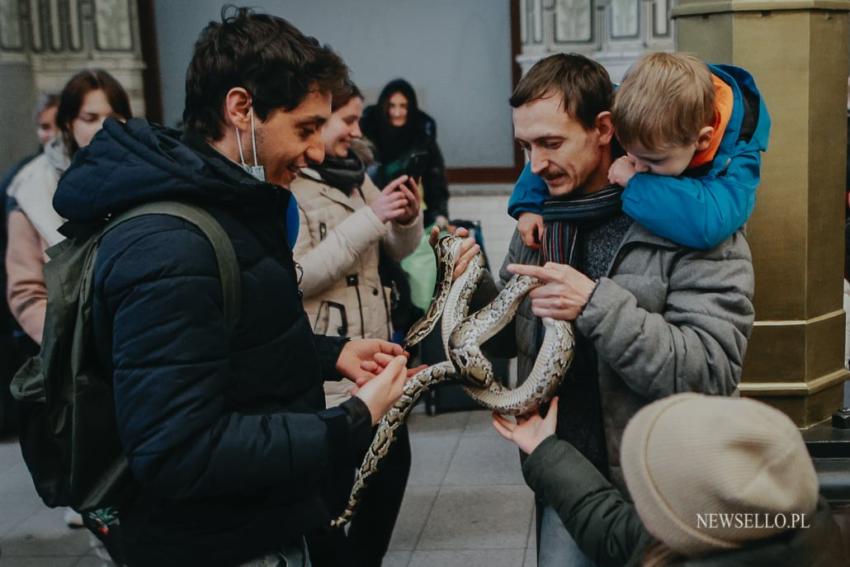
[608,156,639,187]
[492,397,559,455]
[518,212,544,250]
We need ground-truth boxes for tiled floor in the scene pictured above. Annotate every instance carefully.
[385,407,537,567]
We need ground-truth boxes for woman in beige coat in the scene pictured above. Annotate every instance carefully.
[290,80,422,567]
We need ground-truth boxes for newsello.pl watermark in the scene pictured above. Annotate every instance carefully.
[696,513,811,530]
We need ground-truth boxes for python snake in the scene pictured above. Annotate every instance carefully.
[330,234,574,528]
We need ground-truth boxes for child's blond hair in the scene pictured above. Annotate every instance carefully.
[612,52,715,151]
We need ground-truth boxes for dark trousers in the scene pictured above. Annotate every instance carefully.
[309,424,411,567]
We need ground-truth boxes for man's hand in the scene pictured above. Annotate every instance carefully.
[360,351,427,378]
[507,262,596,321]
[428,225,480,281]
[336,339,406,386]
[371,176,416,223]
[492,397,559,455]
[354,356,409,425]
[608,155,640,187]
[517,212,544,250]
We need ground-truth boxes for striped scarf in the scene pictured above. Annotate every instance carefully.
[541,185,624,266]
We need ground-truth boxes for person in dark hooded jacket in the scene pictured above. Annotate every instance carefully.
[53,8,413,566]
[360,78,449,227]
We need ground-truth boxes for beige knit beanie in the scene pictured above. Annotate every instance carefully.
[621,393,819,556]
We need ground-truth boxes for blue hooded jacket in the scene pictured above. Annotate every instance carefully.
[507,64,771,249]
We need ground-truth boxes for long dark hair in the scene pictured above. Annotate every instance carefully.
[361,78,426,163]
[56,69,131,156]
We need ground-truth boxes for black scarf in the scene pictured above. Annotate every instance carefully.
[312,152,366,196]
[541,185,623,267]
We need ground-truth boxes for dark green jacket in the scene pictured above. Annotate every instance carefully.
[523,436,846,567]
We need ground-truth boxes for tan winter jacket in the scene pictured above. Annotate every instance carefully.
[291,170,423,406]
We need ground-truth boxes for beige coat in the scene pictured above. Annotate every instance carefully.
[291,170,423,406]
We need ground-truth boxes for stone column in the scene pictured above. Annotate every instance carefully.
[0,0,147,171]
[0,0,36,171]
[674,0,850,427]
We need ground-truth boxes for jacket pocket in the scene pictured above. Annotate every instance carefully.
[313,301,348,337]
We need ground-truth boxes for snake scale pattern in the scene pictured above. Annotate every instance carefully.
[330,235,575,528]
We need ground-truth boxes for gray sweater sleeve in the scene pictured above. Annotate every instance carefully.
[576,231,755,399]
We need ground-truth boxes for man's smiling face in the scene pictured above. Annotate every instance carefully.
[513,92,610,197]
[255,88,331,187]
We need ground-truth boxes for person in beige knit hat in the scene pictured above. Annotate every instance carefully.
[494,393,844,566]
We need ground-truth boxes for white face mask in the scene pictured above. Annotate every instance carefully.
[235,108,266,182]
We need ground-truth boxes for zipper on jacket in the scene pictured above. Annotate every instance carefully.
[347,274,366,338]
[381,282,393,339]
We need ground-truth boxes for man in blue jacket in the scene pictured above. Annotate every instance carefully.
[53,8,414,566]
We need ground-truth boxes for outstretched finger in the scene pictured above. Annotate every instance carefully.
[544,397,560,426]
[506,263,556,281]
[428,225,441,247]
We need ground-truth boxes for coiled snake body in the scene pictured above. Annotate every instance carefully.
[330,235,574,528]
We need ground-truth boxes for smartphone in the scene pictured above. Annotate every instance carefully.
[405,152,428,179]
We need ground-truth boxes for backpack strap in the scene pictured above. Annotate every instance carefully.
[104,201,241,328]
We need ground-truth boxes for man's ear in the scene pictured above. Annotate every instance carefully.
[594,111,614,145]
[695,126,715,151]
[222,87,252,131]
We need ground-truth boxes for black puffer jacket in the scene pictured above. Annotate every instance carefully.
[53,118,373,566]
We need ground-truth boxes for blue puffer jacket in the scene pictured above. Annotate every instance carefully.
[508,64,771,250]
[53,118,373,566]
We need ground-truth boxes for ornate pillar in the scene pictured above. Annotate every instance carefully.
[674,0,850,427]
[0,0,36,170]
